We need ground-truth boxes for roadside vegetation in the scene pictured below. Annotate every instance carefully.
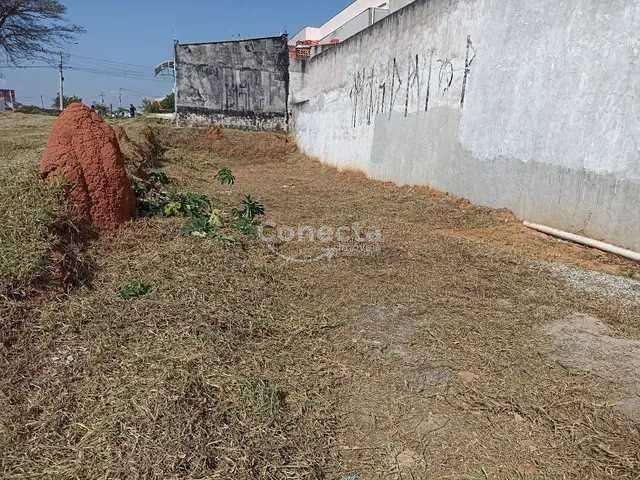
[143,92,175,114]
[52,94,83,109]
[0,114,62,293]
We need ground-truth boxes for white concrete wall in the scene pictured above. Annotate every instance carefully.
[290,0,390,45]
[321,9,372,44]
[319,0,389,38]
[291,0,640,251]
[289,27,323,45]
[321,8,392,44]
[390,0,416,12]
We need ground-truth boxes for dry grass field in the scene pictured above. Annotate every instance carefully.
[1,113,639,479]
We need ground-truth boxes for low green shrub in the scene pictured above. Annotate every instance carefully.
[215,167,236,186]
[133,168,265,244]
[119,280,152,300]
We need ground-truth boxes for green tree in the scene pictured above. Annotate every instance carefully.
[0,0,84,62]
[159,92,174,112]
[52,94,81,109]
[142,98,161,114]
[94,103,109,117]
[143,93,174,114]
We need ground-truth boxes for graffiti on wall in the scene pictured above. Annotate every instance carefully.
[223,75,265,112]
[460,35,477,108]
[176,36,288,117]
[348,36,476,128]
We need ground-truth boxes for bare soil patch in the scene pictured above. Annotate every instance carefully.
[544,314,640,421]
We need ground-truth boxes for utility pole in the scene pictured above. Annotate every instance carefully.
[40,95,44,109]
[119,88,123,108]
[100,92,105,104]
[58,52,64,111]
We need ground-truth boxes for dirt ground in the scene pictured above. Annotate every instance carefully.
[2,116,640,479]
[185,128,640,479]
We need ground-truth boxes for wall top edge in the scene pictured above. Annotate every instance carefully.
[178,34,288,48]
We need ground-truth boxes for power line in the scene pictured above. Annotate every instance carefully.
[67,59,153,75]
[67,66,172,82]
[1,51,170,80]
[1,53,156,70]
[0,65,52,69]
[70,65,152,77]
[68,53,156,69]
[0,63,151,78]
[120,87,159,97]
[1,54,172,107]
[1,63,171,82]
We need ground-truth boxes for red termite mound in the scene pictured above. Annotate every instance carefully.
[40,103,136,229]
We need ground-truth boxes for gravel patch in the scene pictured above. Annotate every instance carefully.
[545,262,640,305]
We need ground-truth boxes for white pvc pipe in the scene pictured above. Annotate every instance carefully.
[523,221,640,262]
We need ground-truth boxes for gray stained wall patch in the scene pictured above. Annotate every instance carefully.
[175,35,289,131]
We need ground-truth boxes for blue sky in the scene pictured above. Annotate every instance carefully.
[0,0,348,108]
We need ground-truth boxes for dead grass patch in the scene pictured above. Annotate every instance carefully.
[1,119,339,479]
[0,219,339,479]
[202,126,297,165]
[0,115,63,293]
[114,122,164,179]
[2,120,640,479]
